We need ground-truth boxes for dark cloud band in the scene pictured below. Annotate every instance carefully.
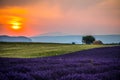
[0,0,40,8]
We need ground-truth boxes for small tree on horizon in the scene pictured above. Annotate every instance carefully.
[82,35,95,44]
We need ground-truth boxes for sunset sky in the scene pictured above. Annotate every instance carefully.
[0,0,120,36]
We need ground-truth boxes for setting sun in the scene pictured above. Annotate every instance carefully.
[11,25,21,30]
[7,16,23,30]
[11,21,22,30]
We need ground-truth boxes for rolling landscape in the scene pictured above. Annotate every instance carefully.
[0,42,114,58]
[0,43,120,80]
[0,42,120,80]
[0,0,120,80]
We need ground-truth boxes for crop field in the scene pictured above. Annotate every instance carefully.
[0,42,111,58]
[0,43,120,80]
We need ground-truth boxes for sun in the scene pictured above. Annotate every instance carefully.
[11,21,22,30]
[8,16,23,30]
[11,25,21,30]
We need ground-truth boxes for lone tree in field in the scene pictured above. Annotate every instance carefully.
[82,35,95,44]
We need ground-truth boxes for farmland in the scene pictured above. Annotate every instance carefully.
[0,46,120,80]
[0,42,111,58]
[0,42,120,80]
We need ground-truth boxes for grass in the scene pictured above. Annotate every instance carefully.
[0,42,115,58]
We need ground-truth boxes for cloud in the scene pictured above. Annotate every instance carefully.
[0,0,40,8]
[0,0,103,9]
[0,0,120,35]
[58,0,103,9]
[87,0,120,21]
[99,0,120,18]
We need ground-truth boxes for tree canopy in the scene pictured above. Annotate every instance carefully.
[82,35,95,44]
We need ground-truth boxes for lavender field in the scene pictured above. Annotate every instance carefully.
[0,46,120,80]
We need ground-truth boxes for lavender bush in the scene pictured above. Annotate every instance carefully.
[0,46,120,80]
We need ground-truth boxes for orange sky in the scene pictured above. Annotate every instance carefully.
[0,0,120,36]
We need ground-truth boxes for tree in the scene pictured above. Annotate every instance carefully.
[82,35,95,44]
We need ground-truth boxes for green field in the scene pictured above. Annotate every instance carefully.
[0,42,114,58]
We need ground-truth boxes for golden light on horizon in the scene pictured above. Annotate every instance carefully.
[8,16,23,30]
[11,24,21,30]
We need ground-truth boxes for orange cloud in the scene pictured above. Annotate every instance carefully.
[0,0,120,36]
[0,7,29,35]
[0,7,27,15]
[0,7,27,24]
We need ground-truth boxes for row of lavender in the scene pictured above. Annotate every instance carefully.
[0,46,120,80]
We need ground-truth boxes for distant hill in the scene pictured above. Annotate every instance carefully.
[31,35,81,44]
[31,35,120,44]
[38,32,68,36]
[0,35,32,42]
